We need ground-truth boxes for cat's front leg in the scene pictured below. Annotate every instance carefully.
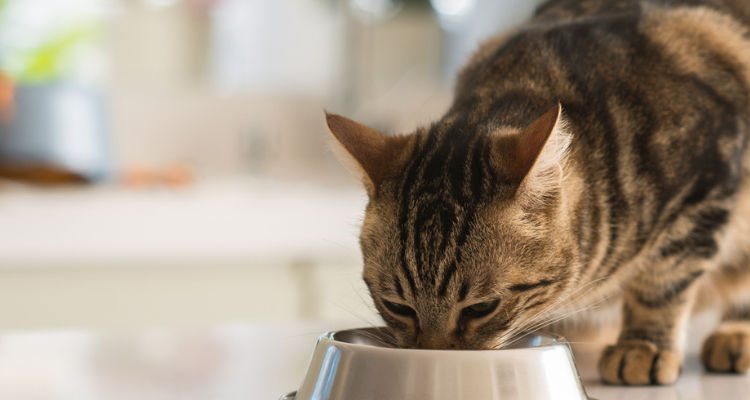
[598,264,705,385]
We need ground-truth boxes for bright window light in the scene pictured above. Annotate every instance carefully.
[430,0,476,16]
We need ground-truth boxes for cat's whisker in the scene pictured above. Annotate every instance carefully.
[373,326,400,348]
[512,289,612,339]
[530,274,610,318]
[500,294,613,349]
[504,276,611,339]
[492,332,514,349]
[324,297,380,328]
[501,312,591,349]
[496,280,612,349]
[356,329,400,348]
[509,277,599,334]
[527,275,609,324]
[511,302,603,342]
[321,278,384,330]
[321,239,362,256]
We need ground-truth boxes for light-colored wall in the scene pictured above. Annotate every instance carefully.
[104,3,450,180]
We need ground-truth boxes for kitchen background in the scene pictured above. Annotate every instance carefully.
[0,0,543,331]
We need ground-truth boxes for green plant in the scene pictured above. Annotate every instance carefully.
[0,0,101,84]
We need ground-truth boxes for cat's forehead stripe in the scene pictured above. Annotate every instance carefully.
[395,119,498,295]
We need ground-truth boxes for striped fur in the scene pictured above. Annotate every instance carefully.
[328,0,750,384]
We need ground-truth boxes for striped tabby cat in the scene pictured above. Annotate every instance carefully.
[327,0,750,385]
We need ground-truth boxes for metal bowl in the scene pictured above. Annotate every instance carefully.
[281,327,592,400]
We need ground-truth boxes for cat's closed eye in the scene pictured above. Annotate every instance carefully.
[382,299,417,318]
[461,300,500,319]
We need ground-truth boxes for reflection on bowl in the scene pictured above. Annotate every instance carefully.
[282,327,593,400]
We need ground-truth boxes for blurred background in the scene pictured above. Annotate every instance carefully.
[0,0,545,331]
[0,0,548,398]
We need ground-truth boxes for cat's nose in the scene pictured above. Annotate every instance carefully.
[416,334,459,349]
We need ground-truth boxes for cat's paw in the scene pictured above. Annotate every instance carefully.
[701,323,750,373]
[598,340,681,385]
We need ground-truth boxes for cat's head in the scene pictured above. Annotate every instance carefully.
[327,104,582,349]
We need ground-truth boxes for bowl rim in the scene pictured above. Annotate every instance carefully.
[321,326,564,354]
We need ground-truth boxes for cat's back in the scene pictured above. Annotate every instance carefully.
[454,0,750,190]
[457,0,750,110]
[535,0,750,25]
[447,0,750,270]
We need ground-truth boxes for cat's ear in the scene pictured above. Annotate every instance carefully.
[502,103,569,186]
[326,112,408,194]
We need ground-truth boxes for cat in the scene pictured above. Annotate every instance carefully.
[327,0,750,385]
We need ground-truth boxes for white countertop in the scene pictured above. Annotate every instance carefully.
[0,321,746,400]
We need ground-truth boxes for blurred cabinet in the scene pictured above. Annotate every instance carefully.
[0,178,376,329]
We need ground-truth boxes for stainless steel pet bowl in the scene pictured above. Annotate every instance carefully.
[281,327,591,400]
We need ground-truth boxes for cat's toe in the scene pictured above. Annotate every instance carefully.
[598,340,681,385]
[702,324,750,373]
